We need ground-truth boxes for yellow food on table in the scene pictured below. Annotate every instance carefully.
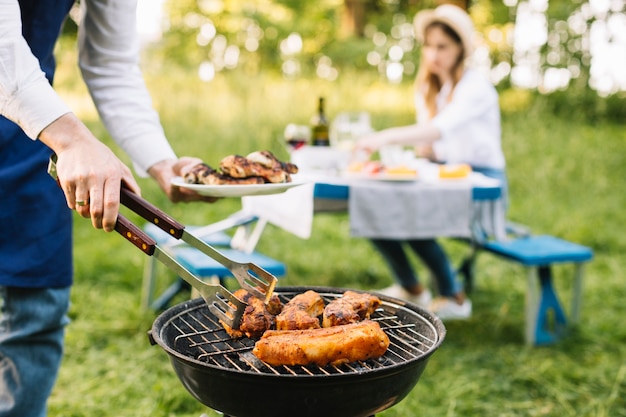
[384,165,417,176]
[347,161,365,172]
[439,163,471,179]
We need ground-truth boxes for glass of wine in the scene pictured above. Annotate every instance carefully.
[284,124,311,151]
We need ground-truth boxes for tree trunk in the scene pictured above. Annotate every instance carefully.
[342,0,367,37]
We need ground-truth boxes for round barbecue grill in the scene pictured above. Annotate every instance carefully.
[149,286,446,417]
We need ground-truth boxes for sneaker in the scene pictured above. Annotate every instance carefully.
[376,284,432,308]
[429,297,472,320]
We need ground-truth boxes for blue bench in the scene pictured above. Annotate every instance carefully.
[141,220,286,311]
[463,234,593,345]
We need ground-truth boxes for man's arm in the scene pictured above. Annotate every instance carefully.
[0,0,71,138]
[0,0,140,231]
[78,0,177,174]
[78,0,216,203]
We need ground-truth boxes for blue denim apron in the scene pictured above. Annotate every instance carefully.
[0,0,76,288]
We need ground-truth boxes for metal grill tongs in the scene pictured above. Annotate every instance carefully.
[47,156,277,330]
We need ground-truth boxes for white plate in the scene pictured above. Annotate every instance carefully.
[342,171,419,182]
[171,177,306,197]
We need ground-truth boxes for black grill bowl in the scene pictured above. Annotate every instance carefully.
[149,286,446,417]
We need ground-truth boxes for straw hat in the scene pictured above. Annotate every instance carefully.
[414,4,475,59]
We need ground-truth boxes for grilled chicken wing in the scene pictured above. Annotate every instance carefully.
[253,320,390,366]
[183,151,297,185]
[220,154,291,183]
[183,163,265,185]
[275,290,324,330]
[246,150,298,174]
[183,163,215,184]
[221,289,283,339]
[204,172,265,185]
[322,291,382,328]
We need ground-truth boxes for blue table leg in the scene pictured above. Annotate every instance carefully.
[534,266,568,345]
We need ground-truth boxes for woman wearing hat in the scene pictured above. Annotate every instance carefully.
[357,4,507,320]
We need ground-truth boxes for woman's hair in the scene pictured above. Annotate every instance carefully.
[415,21,466,120]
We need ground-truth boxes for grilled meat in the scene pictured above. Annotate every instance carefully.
[183,163,215,184]
[183,163,265,185]
[220,154,291,183]
[203,172,265,185]
[252,319,390,366]
[246,150,298,174]
[264,293,284,316]
[322,291,382,328]
[275,290,324,330]
[221,289,283,339]
[183,151,297,185]
[220,289,379,344]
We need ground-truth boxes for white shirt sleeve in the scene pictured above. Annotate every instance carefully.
[79,0,176,175]
[0,0,71,139]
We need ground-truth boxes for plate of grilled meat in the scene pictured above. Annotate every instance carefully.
[173,150,305,197]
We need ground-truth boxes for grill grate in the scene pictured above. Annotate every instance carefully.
[166,291,439,376]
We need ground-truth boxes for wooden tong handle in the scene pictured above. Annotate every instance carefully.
[120,187,185,239]
[115,214,157,256]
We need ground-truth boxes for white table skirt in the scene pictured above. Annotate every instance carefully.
[348,179,473,239]
[242,172,505,241]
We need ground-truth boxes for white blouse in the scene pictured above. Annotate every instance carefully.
[416,68,505,169]
[0,0,176,175]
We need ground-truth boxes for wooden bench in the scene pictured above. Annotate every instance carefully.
[458,234,593,345]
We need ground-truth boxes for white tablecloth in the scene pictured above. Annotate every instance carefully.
[242,172,505,242]
[348,179,472,239]
[241,182,316,239]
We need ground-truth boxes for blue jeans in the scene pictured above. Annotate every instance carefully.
[0,286,70,417]
[371,239,459,297]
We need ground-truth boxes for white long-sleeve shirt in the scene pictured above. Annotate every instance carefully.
[0,0,176,174]
[416,68,505,169]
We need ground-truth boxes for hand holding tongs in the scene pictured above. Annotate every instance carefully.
[47,155,277,330]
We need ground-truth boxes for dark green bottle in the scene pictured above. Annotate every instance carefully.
[310,97,330,146]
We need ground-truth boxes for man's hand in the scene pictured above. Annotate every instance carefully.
[39,113,140,232]
[148,157,218,203]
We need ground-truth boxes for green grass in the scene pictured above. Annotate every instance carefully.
[48,66,626,416]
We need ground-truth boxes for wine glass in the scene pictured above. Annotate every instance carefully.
[330,112,372,151]
[284,124,311,151]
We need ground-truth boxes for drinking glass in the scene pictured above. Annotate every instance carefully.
[330,112,372,151]
[284,124,311,151]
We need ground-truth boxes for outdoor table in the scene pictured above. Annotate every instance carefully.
[241,170,506,243]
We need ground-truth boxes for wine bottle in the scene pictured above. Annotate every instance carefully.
[310,97,330,146]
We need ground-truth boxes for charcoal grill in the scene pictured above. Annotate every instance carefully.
[148,286,446,417]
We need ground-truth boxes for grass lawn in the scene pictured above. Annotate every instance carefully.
[48,67,626,416]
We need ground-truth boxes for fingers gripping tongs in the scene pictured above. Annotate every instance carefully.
[48,156,278,330]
